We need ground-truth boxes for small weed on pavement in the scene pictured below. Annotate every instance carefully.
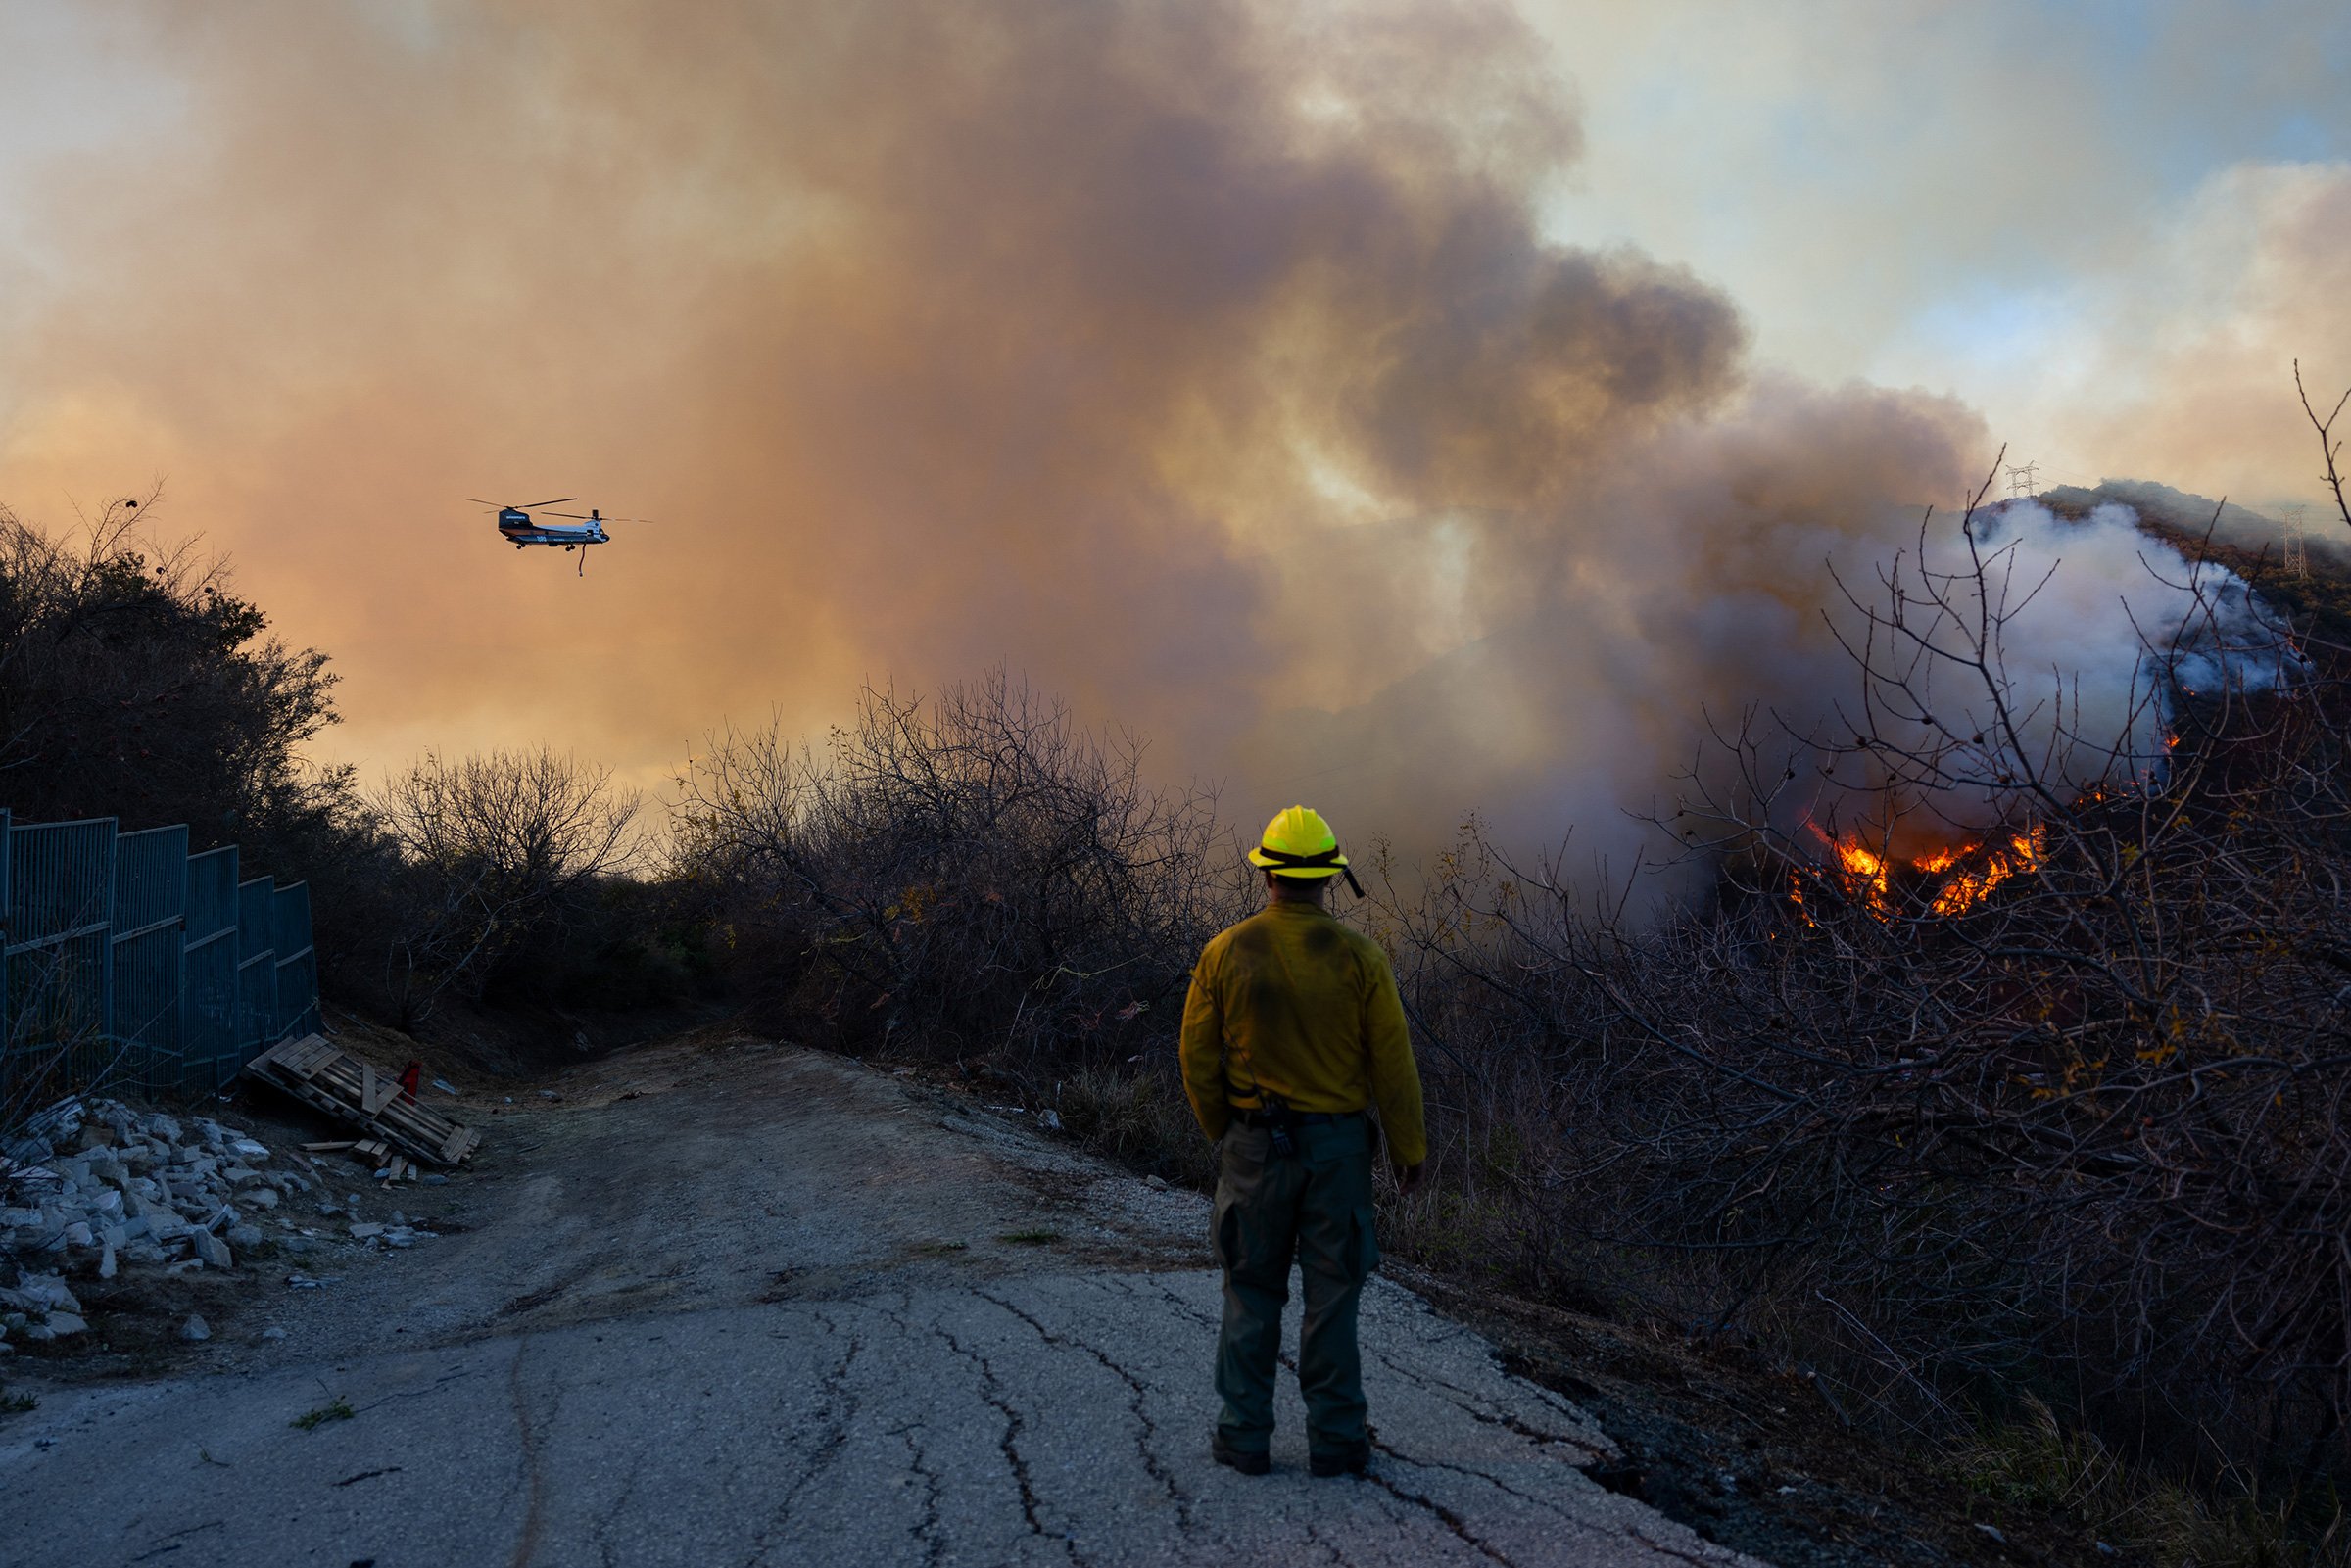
[291,1397,354,1431]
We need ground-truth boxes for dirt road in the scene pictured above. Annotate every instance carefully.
[0,1035,1760,1566]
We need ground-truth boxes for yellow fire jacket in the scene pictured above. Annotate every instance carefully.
[1178,901,1428,1166]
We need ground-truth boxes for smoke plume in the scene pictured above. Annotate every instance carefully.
[0,2,2242,873]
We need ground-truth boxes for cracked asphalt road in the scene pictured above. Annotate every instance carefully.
[0,1037,1762,1567]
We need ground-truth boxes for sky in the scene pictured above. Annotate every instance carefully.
[0,1,2345,863]
[1521,0,2351,500]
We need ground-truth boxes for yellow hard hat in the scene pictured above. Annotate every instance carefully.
[1248,805,1361,893]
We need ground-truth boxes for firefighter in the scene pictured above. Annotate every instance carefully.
[1179,805,1427,1478]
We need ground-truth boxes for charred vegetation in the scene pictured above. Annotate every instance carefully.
[1363,447,2351,1548]
[670,397,2351,1557]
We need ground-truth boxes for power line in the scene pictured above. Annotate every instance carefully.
[2005,460,2041,499]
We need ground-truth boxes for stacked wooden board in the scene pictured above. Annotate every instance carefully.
[302,1137,431,1182]
[243,1033,482,1167]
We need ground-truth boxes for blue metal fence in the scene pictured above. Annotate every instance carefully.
[110,825,188,1083]
[183,845,242,1089]
[7,817,117,1100]
[235,876,279,1062]
[0,815,319,1106]
[273,880,319,1042]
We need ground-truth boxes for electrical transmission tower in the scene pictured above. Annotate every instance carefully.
[2283,504,2309,579]
[2005,460,2041,499]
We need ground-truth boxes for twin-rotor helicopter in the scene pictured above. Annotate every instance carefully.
[466,496,655,575]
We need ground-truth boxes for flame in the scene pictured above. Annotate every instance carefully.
[1829,837,1892,912]
[1928,830,2041,915]
[1801,823,2043,919]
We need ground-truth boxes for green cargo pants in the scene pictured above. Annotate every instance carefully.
[1211,1117,1380,1457]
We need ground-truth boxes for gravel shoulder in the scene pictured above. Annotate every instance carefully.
[0,1031,1765,1567]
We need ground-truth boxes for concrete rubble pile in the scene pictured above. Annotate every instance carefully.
[0,1095,436,1354]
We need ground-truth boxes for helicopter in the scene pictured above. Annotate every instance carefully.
[467,497,652,574]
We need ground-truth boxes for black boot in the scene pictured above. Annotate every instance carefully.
[1213,1433,1271,1476]
[1310,1441,1369,1478]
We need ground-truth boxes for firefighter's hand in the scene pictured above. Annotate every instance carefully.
[1393,1161,1424,1196]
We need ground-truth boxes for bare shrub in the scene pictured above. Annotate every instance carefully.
[1370,482,2351,1483]
[0,496,340,835]
[371,748,642,1025]
[676,671,1240,1080]
[0,497,408,1034]
[1055,1062,1220,1190]
[0,968,139,1140]
[1948,1393,2351,1567]
[2297,360,2351,540]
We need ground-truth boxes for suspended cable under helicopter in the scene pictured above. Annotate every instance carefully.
[465,498,661,576]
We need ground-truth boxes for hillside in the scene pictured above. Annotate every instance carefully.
[2040,479,2351,658]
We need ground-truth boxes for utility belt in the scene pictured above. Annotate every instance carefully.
[1228,1097,1365,1159]
[1235,1109,1364,1129]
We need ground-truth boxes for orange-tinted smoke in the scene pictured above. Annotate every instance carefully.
[0,0,1996,868]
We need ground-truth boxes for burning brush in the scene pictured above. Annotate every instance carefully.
[1799,822,2046,921]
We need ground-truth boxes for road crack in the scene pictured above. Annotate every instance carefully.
[1134,1276,1221,1331]
[354,1364,488,1416]
[589,1406,654,1568]
[128,1520,224,1564]
[1369,1349,1611,1463]
[1362,1468,1518,1565]
[1623,1526,1739,1566]
[507,1335,551,1568]
[495,1256,602,1320]
[333,1465,404,1488]
[745,1307,865,1567]
[888,1419,948,1567]
[930,1316,1083,1565]
[976,1287,1197,1533]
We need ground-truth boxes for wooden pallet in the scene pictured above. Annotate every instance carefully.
[243,1033,482,1167]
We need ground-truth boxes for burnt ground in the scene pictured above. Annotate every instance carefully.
[1397,1276,2140,1568]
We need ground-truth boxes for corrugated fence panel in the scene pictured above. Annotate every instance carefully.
[4,818,120,1109]
[272,881,319,1043]
[111,825,188,1090]
[0,818,327,1113]
[112,825,187,932]
[182,845,242,1094]
[235,877,278,1070]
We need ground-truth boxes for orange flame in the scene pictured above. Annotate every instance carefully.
[1928,830,2041,915]
[1803,824,2043,919]
[1829,837,1892,913]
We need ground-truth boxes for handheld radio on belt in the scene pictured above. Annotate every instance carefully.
[1257,1094,1300,1160]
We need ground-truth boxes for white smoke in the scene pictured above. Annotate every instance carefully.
[1799,499,2306,848]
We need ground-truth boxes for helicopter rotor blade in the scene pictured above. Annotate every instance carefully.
[542,510,591,520]
[517,496,578,510]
